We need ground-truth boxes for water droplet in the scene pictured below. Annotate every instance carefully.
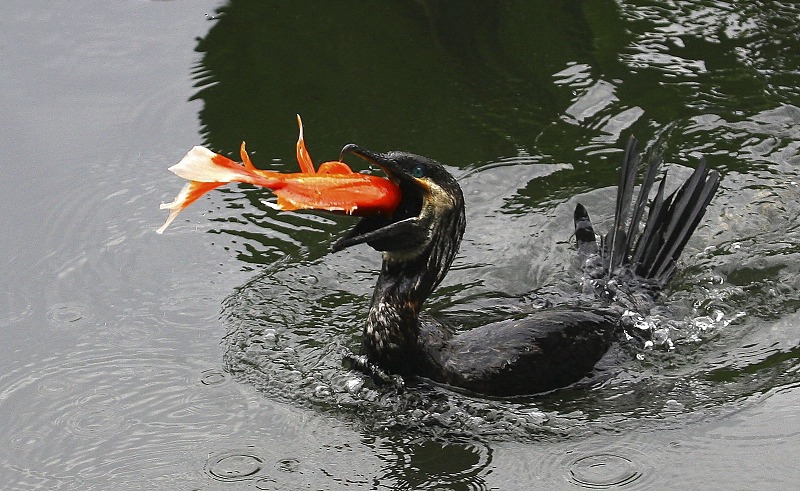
[526,410,549,425]
[262,328,278,346]
[568,453,642,488]
[205,450,264,481]
[277,458,300,473]
[46,302,88,326]
[199,369,227,386]
[313,385,331,398]
[345,378,363,393]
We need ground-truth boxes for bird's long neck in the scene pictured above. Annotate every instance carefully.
[362,251,443,373]
[363,212,464,373]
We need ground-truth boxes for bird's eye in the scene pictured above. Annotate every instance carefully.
[411,164,426,178]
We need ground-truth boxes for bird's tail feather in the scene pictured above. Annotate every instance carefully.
[575,136,719,290]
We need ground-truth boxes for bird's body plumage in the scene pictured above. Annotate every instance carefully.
[336,138,719,396]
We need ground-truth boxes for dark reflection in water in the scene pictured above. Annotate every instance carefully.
[373,437,492,491]
[191,0,626,166]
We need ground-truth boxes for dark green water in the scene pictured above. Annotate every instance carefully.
[2,1,800,489]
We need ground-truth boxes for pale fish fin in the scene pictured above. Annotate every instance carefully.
[157,180,224,233]
[168,146,250,183]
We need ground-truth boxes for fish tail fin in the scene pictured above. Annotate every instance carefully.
[240,141,256,170]
[157,180,225,234]
[159,145,285,233]
[168,146,279,187]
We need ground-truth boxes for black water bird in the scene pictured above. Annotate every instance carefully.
[334,137,719,396]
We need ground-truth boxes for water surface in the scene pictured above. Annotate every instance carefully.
[2,1,800,489]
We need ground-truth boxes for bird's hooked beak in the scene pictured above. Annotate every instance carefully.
[332,144,428,253]
[338,144,412,186]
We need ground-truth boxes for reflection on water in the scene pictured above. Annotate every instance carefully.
[375,438,493,491]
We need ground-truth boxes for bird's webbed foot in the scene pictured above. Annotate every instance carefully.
[343,353,405,393]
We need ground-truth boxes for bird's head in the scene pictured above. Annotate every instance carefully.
[332,144,465,268]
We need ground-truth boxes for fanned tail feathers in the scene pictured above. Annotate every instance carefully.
[575,136,720,291]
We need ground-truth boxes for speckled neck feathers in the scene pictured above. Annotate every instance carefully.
[362,187,465,374]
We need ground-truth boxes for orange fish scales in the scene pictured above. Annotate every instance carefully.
[271,174,401,215]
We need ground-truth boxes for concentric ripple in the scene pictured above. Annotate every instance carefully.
[0,347,255,487]
[46,302,90,327]
[567,453,642,489]
[205,449,265,481]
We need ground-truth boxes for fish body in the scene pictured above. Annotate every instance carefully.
[158,116,401,233]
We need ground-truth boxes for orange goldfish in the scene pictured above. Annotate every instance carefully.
[157,115,402,234]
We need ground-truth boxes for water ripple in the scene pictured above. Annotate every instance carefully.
[567,453,643,489]
[46,302,91,327]
[618,0,800,107]
[205,448,265,481]
[0,347,253,488]
[222,243,800,442]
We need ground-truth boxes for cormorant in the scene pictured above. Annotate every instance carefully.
[333,137,719,396]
